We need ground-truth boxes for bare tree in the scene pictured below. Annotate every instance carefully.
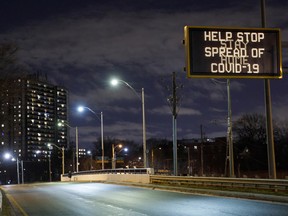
[234,113,288,177]
[233,113,267,173]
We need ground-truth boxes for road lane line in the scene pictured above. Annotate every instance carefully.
[6,194,29,216]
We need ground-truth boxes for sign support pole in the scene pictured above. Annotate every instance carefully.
[261,0,277,179]
[172,72,178,176]
[227,79,234,177]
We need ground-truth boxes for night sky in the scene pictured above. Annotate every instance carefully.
[1,0,287,149]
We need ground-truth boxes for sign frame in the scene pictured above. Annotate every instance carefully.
[184,26,282,79]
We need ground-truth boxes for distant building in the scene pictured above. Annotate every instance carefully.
[78,148,87,158]
[0,73,68,162]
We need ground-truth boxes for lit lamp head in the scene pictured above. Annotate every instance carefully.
[77,106,85,113]
[3,153,16,161]
[4,152,12,160]
[110,79,119,86]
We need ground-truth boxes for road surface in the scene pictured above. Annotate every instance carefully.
[1,182,288,215]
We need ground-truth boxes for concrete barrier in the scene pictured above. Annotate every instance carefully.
[61,173,150,184]
[61,168,154,183]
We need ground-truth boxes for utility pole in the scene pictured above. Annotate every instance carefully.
[172,72,178,176]
[163,72,182,176]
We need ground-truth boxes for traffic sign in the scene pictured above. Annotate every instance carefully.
[184,26,282,78]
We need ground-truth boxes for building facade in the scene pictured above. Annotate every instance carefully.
[0,73,68,163]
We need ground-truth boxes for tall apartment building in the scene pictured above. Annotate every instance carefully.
[0,73,68,162]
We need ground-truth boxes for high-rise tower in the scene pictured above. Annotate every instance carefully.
[0,73,68,162]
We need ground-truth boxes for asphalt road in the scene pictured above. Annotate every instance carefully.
[1,182,288,216]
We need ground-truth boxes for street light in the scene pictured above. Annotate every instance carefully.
[110,78,147,168]
[112,144,128,169]
[78,106,104,170]
[47,143,65,175]
[57,120,79,173]
[3,153,22,184]
[87,150,93,170]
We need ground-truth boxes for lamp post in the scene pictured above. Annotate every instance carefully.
[78,106,104,170]
[87,150,93,170]
[4,153,22,184]
[58,120,79,173]
[112,144,128,169]
[47,143,65,175]
[48,153,52,182]
[110,79,147,168]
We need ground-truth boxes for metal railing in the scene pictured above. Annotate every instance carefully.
[150,175,288,193]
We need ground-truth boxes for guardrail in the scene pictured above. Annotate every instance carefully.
[150,175,288,193]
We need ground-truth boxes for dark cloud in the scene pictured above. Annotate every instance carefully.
[0,0,287,145]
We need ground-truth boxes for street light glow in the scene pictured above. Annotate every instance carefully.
[111,79,119,86]
[4,152,11,160]
[78,106,85,112]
